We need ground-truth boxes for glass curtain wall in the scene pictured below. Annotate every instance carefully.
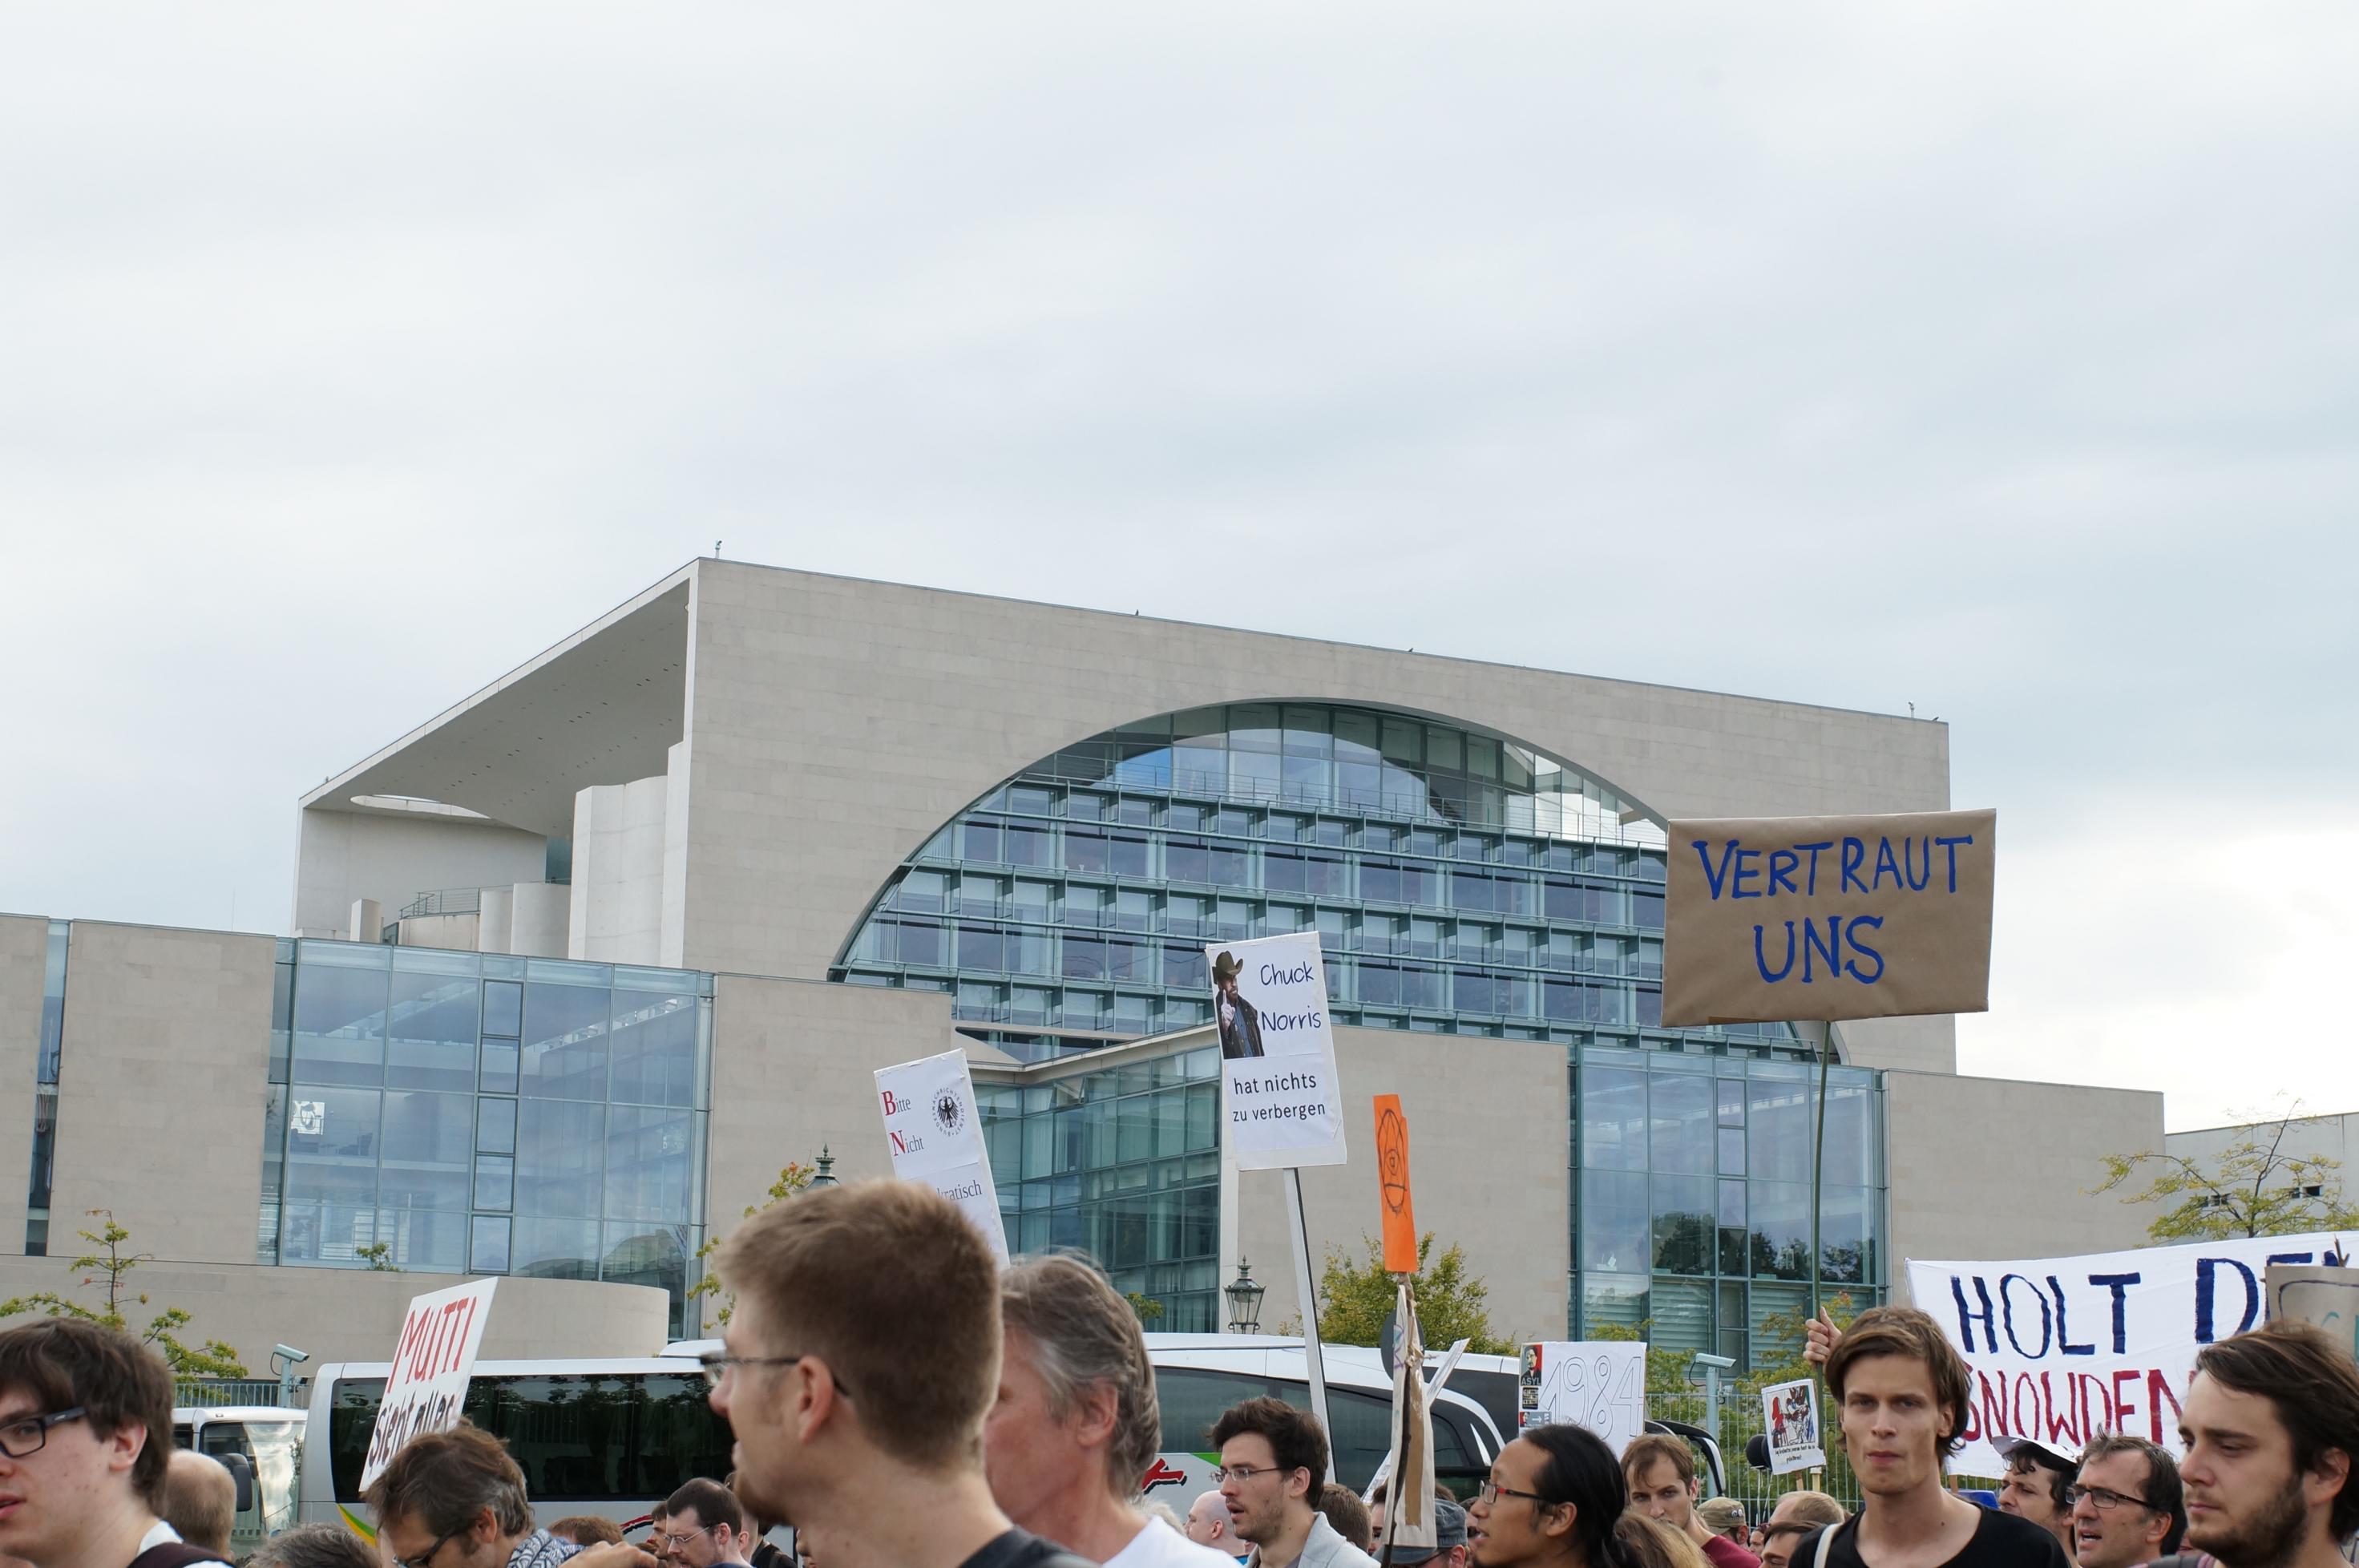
[23,919,69,1255]
[976,1045,1224,1329]
[261,939,713,1332]
[1575,1045,1885,1368]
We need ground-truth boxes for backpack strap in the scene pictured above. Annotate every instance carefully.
[1812,1522,1839,1568]
[130,1546,234,1568]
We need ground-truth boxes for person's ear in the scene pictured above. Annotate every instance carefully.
[1069,1382,1121,1449]
[1539,1503,1576,1543]
[106,1420,144,1474]
[474,1508,502,1545]
[2306,1448,2350,1512]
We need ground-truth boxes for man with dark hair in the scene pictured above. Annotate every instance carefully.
[0,1318,219,1568]
[709,1181,1093,1568]
[1315,1489,1371,1556]
[2070,1433,2183,1568]
[1210,1399,1374,1568]
[248,1523,382,1568]
[1382,1499,1465,1568]
[986,1255,1230,1568]
[1996,1437,2079,1557]
[1799,1305,2070,1568]
[365,1421,580,1568]
[1212,955,1264,1060]
[1623,1433,1757,1568]
[660,1481,750,1568]
[2177,1319,2359,1568]
[162,1451,236,1560]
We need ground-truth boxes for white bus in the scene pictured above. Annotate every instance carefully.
[174,1405,305,1554]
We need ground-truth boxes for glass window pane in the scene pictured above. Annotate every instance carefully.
[290,965,390,1087]
[478,1097,517,1156]
[1581,1067,1646,1170]
[523,983,609,1101]
[516,1101,605,1217]
[1649,1073,1713,1176]
[511,1217,602,1280]
[1748,1078,1814,1183]
[603,1222,690,1301]
[1652,1174,1715,1275]
[1581,1169,1648,1273]
[606,1106,697,1223]
[480,1040,519,1096]
[386,973,479,1093]
[475,1154,515,1211]
[482,980,523,1038]
[470,1215,511,1274]
[609,994,698,1109]
[1747,1181,1812,1280]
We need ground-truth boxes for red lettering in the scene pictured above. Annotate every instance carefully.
[2042,1371,2082,1449]
[2012,1376,2041,1437]
[2147,1369,2183,1445]
[881,1090,901,1114]
[889,1130,909,1155]
[1977,1369,2009,1442]
[2111,1370,2143,1437]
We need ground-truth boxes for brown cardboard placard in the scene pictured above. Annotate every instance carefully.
[1661,808,1996,1027]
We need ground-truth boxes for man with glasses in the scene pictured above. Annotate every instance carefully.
[2066,1434,2183,1568]
[707,1181,1094,1568]
[364,1422,580,1568]
[0,1319,220,1568]
[657,1482,752,1568]
[1208,1398,1375,1568]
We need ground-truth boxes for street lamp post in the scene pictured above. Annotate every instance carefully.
[1225,1259,1266,1335]
[809,1147,838,1189]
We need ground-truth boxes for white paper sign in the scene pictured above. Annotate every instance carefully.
[359,1278,497,1489]
[876,1048,1009,1259]
[1762,1377,1824,1474]
[1206,932,1346,1170]
[1517,1340,1647,1456]
[1906,1230,2354,1477]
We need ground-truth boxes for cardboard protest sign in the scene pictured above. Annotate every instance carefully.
[359,1278,496,1489]
[2266,1265,2359,1360]
[1516,1340,1647,1455]
[1907,1231,2353,1476]
[1761,1377,1825,1475]
[1206,932,1346,1170]
[1376,1281,1438,1558]
[876,1048,1009,1259]
[1375,1094,1417,1275]
[1662,808,1997,1027]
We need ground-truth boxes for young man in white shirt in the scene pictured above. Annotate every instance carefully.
[985,1255,1231,1568]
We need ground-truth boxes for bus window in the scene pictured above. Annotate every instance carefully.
[329,1376,733,1504]
[1153,1369,1475,1491]
[201,1420,303,1534]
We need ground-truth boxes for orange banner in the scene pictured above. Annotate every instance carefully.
[1375,1094,1417,1274]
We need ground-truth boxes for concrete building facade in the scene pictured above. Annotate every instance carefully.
[2,560,2167,1371]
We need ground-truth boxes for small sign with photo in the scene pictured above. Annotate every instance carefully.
[1761,1377,1825,1475]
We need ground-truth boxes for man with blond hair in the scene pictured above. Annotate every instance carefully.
[708,1182,1093,1568]
[985,1254,1232,1568]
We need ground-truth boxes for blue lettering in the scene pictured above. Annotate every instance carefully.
[2050,1276,2094,1356]
[2267,1251,2316,1271]
[1843,915,1885,983]
[1873,836,1903,891]
[1767,848,1800,896]
[1953,1274,1997,1355]
[2196,1258,2260,1343]
[1793,842,1832,895]
[1753,923,1796,983]
[1691,839,1739,900]
[1934,834,1974,892]
[1801,916,1841,984]
[2090,1273,2140,1354]
[2002,1272,2054,1357]
[1731,848,1763,899]
[1902,835,1933,891]
[1840,836,1868,894]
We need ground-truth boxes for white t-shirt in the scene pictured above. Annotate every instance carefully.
[1106,1517,1240,1568]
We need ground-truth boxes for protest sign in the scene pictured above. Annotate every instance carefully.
[1761,1377,1825,1475]
[1516,1340,1647,1455]
[1375,1093,1416,1274]
[1907,1231,2353,1477]
[1376,1281,1438,1558]
[1206,932,1346,1170]
[876,1048,1009,1259]
[1662,808,1997,1027]
[358,1278,496,1489]
[2266,1265,2359,1360]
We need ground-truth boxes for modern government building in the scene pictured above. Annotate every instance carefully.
[0,560,2182,1365]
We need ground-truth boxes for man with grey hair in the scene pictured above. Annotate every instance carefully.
[984,1255,1233,1568]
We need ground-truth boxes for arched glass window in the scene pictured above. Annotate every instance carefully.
[834,701,1800,1062]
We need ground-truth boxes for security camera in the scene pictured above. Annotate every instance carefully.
[273,1344,310,1364]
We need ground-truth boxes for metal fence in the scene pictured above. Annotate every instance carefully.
[175,1377,292,1408]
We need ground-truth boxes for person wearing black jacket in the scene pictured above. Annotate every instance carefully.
[0,1319,229,1568]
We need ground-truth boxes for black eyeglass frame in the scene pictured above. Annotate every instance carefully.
[2065,1483,2159,1514]
[391,1526,469,1568]
[0,1406,87,1460]
[1476,1479,1556,1509]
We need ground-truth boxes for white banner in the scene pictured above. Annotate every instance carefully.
[876,1048,1009,1259]
[1907,1231,2354,1477]
[1517,1340,1647,1456]
[1207,932,1346,1170]
[359,1278,497,1489]
[1762,1377,1825,1475]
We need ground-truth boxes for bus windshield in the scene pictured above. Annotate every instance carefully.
[328,1374,732,1505]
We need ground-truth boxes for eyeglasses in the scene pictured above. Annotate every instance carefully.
[2066,1485,2155,1513]
[1476,1479,1552,1508]
[657,1526,715,1550]
[1213,1463,1295,1485]
[391,1528,466,1568]
[0,1407,86,1460]
[697,1352,854,1400]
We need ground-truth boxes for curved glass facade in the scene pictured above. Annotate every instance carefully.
[835,701,1797,1059]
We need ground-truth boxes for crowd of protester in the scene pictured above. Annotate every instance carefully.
[2,1181,2357,1568]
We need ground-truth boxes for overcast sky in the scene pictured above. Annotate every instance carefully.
[3,6,2353,1131]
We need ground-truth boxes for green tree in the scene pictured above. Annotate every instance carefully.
[356,1242,402,1272]
[2095,1103,2359,1242]
[1312,1233,1514,1356]
[0,1210,247,1375]
[687,1162,815,1328]
[1125,1291,1166,1324]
